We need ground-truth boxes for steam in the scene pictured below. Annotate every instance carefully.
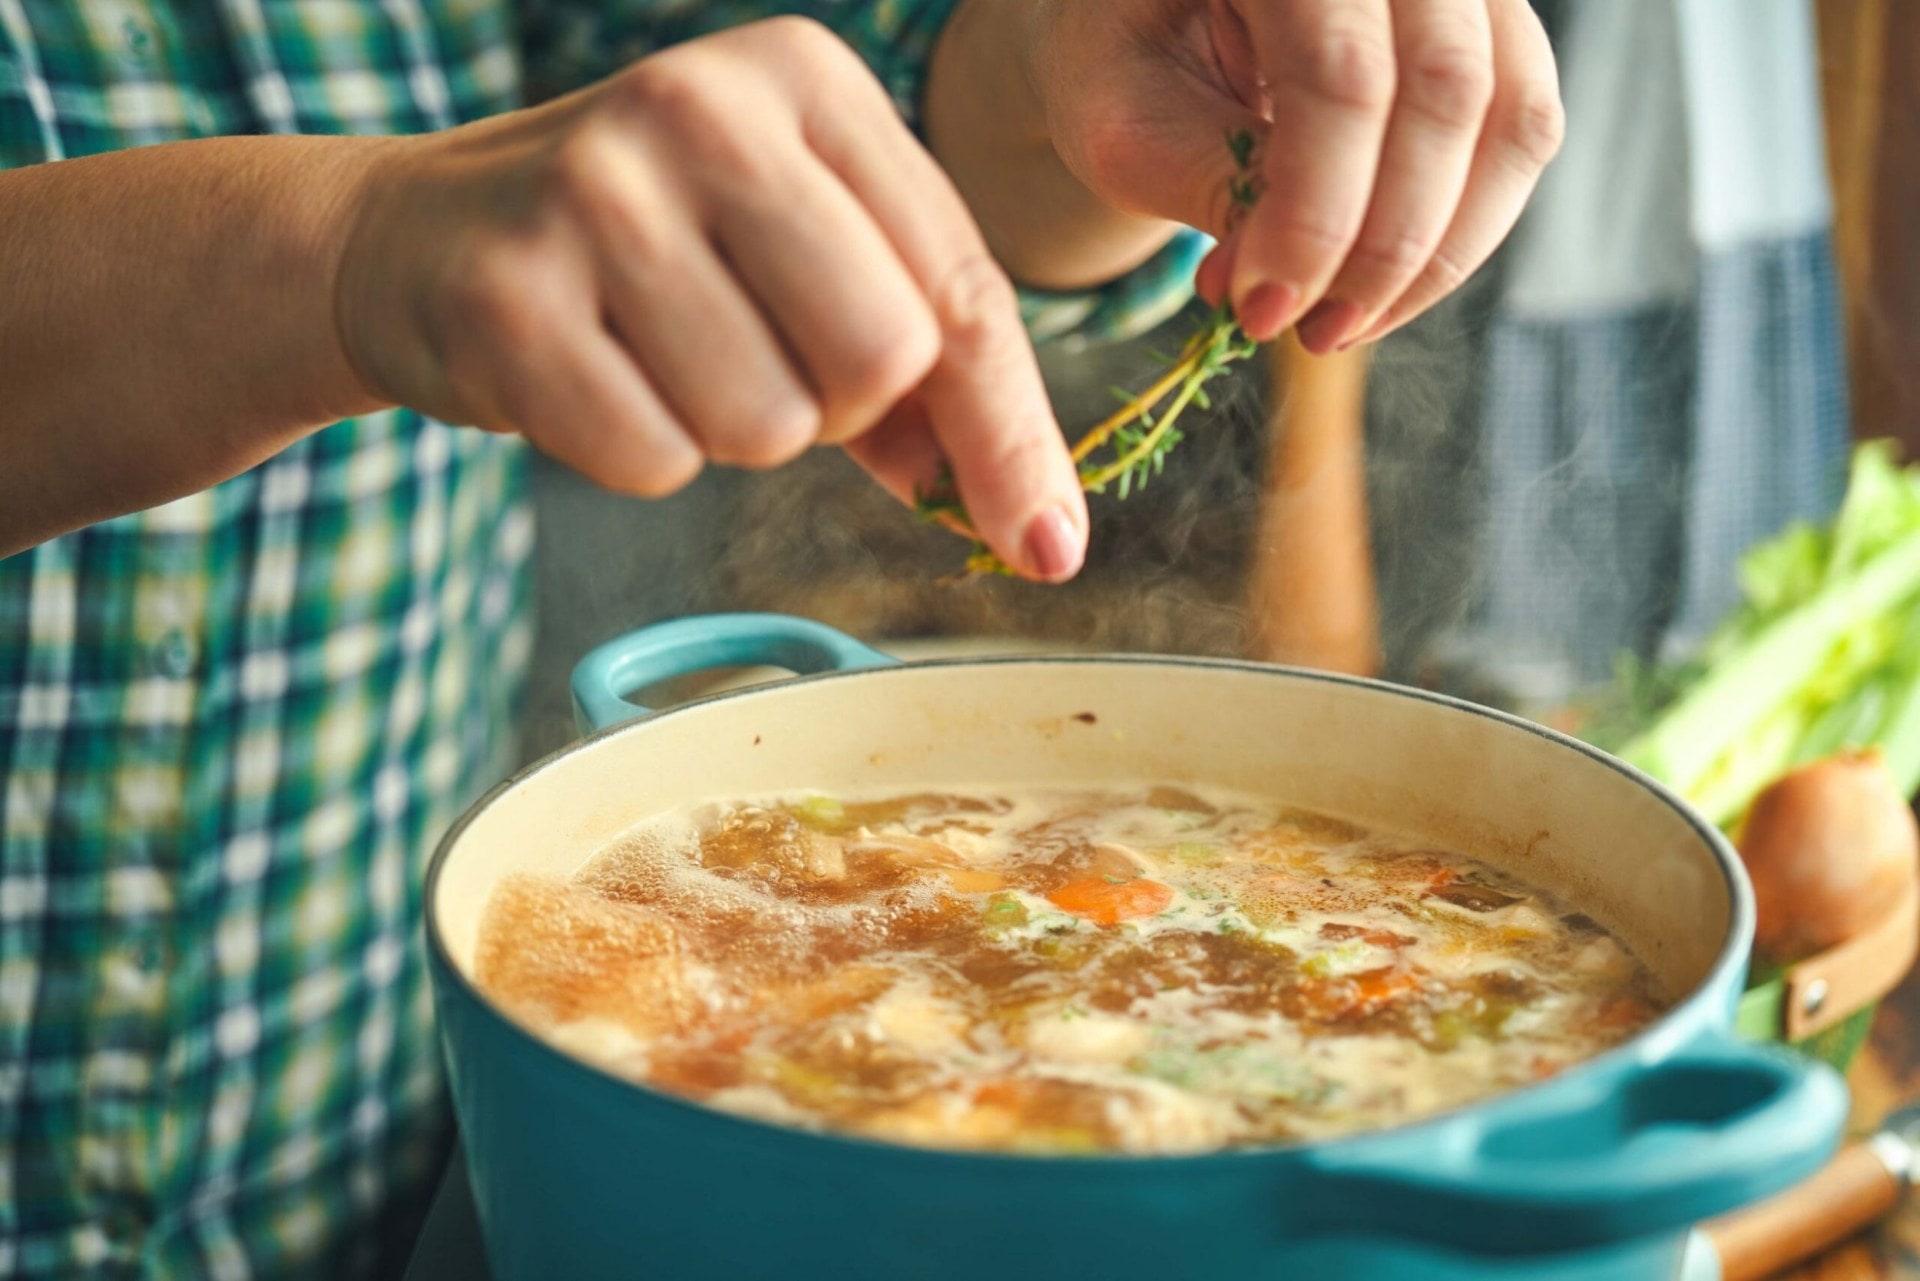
[524,260,1653,760]
[704,287,1507,677]
[704,297,1270,658]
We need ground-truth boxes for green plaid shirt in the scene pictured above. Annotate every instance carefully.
[0,2,1201,1277]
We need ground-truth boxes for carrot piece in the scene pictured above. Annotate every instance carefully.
[1385,854,1456,892]
[1349,966,1419,1013]
[1300,966,1422,1021]
[1046,877,1174,926]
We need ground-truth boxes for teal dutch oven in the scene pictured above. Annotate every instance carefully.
[425,613,1849,1281]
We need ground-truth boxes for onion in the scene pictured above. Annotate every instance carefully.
[1736,749,1920,964]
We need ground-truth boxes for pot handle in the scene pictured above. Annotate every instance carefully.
[1301,1031,1848,1255]
[571,613,897,732]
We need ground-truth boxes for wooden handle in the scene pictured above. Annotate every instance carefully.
[1245,334,1379,675]
[1702,1143,1903,1281]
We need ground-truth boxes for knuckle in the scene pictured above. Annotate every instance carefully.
[618,452,703,499]
[543,124,623,211]
[585,418,705,498]
[710,397,821,470]
[1281,209,1360,258]
[1347,226,1434,280]
[612,56,724,136]
[1502,84,1567,169]
[1298,24,1397,113]
[447,241,546,353]
[1403,42,1494,129]
[759,14,852,68]
[930,255,1021,355]
[1374,248,1473,340]
[615,63,769,187]
[1423,244,1471,295]
[546,136,675,267]
[825,321,939,434]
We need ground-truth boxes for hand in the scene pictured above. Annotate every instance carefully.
[335,17,1089,581]
[1023,0,1565,350]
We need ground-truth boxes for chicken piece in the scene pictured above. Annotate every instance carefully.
[867,980,971,1055]
[1020,1007,1152,1066]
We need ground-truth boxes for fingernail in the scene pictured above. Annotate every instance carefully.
[1022,504,1085,583]
[1238,282,1301,341]
[1296,300,1365,355]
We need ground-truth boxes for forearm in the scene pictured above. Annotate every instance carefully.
[0,136,394,557]
[924,0,1178,292]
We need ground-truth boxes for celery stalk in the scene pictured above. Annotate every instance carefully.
[1871,630,1920,796]
[1618,526,1920,804]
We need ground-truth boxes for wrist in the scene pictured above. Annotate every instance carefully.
[323,134,421,415]
[927,0,1175,293]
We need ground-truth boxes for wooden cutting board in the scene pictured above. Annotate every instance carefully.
[1780,959,1920,1277]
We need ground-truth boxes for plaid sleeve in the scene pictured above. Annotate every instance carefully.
[516,0,1199,345]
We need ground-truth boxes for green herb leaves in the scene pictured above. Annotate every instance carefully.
[914,130,1266,579]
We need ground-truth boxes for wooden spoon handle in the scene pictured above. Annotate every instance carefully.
[1702,1143,1903,1281]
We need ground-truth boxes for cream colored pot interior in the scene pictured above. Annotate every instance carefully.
[435,661,1733,1001]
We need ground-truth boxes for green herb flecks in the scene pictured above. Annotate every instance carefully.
[983,892,1030,929]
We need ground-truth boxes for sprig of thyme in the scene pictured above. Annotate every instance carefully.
[914,130,1265,579]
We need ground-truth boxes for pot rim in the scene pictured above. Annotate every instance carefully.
[425,652,1751,1168]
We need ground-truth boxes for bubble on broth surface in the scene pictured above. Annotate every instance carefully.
[474,873,704,1040]
[474,783,1672,1154]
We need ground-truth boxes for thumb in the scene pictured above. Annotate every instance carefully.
[1082,93,1266,244]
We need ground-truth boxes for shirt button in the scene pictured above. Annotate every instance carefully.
[152,631,197,678]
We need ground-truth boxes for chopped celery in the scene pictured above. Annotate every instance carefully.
[983,893,1029,929]
[790,794,847,832]
[1301,939,1379,979]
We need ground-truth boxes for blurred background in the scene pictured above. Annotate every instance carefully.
[514,0,1920,765]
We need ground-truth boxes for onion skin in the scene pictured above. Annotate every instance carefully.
[1736,750,1920,964]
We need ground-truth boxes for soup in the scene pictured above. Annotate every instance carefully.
[473,785,1666,1154]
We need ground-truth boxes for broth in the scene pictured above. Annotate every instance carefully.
[473,785,1666,1154]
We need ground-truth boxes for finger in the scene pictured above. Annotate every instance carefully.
[712,156,939,447]
[808,76,1088,582]
[509,323,705,499]
[1196,236,1240,308]
[917,262,1087,583]
[573,148,824,470]
[1351,0,1564,345]
[1228,0,1397,341]
[842,398,945,510]
[1294,0,1492,354]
